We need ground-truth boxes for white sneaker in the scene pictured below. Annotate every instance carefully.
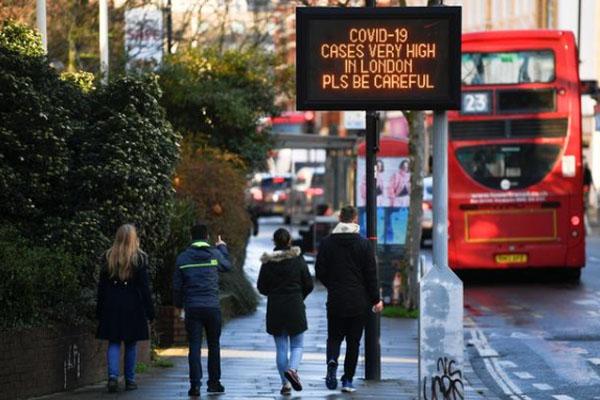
[341,379,356,393]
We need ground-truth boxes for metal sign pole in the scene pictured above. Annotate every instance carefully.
[364,110,381,381]
[419,111,464,400]
[363,0,381,382]
[432,112,448,266]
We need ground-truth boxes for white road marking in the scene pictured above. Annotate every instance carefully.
[513,371,534,379]
[532,383,553,391]
[498,360,517,368]
[589,358,600,366]
[571,347,588,355]
[552,395,575,400]
[469,328,499,357]
[511,332,534,339]
[588,256,600,263]
[575,299,599,306]
[587,310,600,317]
[483,358,514,396]
[490,358,533,399]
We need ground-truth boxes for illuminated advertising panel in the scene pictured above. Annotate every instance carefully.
[296,7,461,110]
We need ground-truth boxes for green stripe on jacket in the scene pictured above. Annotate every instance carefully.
[179,259,218,269]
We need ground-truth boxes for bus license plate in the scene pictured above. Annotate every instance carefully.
[495,254,527,264]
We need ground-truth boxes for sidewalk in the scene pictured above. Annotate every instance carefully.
[37,224,492,400]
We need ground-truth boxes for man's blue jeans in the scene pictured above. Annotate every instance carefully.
[107,341,137,382]
[185,307,222,387]
[273,333,304,385]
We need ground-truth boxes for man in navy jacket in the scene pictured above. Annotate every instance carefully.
[173,223,232,397]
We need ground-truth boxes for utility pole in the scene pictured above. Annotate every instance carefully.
[36,0,47,52]
[99,0,109,84]
[364,0,381,383]
[166,0,173,55]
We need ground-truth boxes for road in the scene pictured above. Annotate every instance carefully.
[461,235,600,400]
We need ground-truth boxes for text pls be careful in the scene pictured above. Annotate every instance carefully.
[319,27,437,90]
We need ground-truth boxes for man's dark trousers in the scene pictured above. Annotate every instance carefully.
[186,307,222,387]
[326,313,366,381]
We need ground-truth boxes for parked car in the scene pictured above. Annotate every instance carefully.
[421,176,433,244]
[249,174,293,217]
[285,167,326,225]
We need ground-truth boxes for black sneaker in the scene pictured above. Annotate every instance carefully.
[325,360,338,390]
[188,386,200,397]
[107,378,118,393]
[280,383,292,396]
[207,381,225,394]
[125,380,138,391]
[284,369,303,391]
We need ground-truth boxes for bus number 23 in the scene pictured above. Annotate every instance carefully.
[462,92,490,113]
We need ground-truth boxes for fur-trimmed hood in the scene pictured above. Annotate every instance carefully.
[332,222,360,234]
[260,246,301,263]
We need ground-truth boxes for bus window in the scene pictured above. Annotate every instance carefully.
[462,51,555,85]
[455,143,561,190]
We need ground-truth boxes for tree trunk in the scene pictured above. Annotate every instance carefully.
[402,111,425,310]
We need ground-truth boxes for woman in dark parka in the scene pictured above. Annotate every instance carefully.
[96,224,154,392]
[257,228,314,396]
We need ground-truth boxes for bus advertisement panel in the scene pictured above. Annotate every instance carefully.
[447,30,585,279]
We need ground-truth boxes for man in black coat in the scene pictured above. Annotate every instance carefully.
[173,223,232,397]
[315,205,383,393]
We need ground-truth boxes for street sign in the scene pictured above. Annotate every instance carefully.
[125,6,163,70]
[296,7,461,111]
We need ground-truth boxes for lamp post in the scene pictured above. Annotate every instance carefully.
[99,0,109,83]
[36,0,47,52]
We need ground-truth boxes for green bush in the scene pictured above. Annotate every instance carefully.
[0,22,180,328]
[159,48,280,170]
[63,74,180,278]
[0,26,86,230]
[60,70,96,93]
[0,20,45,57]
[0,226,83,329]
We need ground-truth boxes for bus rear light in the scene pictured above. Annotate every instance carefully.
[571,215,581,226]
[422,202,431,211]
[572,230,579,237]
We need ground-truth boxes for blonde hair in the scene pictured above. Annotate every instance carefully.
[106,224,140,281]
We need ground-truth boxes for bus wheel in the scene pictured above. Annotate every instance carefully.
[561,268,581,283]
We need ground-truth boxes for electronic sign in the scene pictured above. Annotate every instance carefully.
[296,7,461,110]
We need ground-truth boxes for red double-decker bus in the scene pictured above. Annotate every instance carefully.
[447,30,585,279]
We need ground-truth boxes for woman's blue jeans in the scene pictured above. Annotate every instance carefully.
[107,341,137,382]
[273,333,304,385]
